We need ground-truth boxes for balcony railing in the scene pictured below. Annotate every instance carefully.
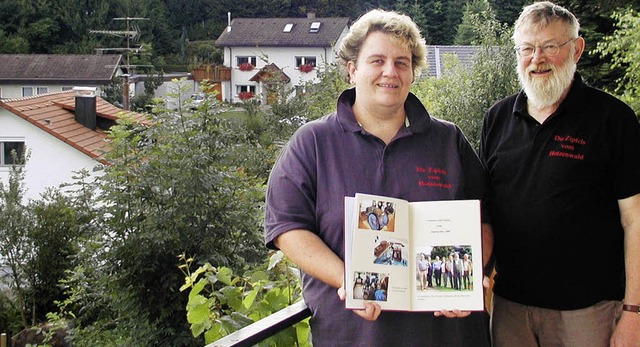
[206,300,311,347]
[191,65,231,82]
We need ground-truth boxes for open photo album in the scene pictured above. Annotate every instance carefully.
[344,193,484,311]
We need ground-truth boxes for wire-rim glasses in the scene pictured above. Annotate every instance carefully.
[514,38,576,57]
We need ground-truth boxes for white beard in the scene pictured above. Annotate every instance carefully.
[518,57,576,108]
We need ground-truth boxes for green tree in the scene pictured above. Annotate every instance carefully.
[0,160,32,328]
[0,159,93,333]
[395,0,430,43]
[11,0,110,53]
[298,61,350,122]
[58,85,267,346]
[593,8,640,114]
[0,290,22,339]
[413,5,519,148]
[488,0,527,26]
[0,29,29,53]
[421,0,465,44]
[25,188,83,322]
[455,0,494,45]
[552,0,640,90]
[52,170,145,347]
[233,60,348,180]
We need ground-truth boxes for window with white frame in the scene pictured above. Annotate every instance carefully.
[236,85,256,94]
[236,56,257,68]
[0,139,26,165]
[37,86,49,94]
[295,56,317,68]
[22,87,34,97]
[62,86,73,91]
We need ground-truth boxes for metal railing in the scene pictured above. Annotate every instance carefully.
[206,300,311,347]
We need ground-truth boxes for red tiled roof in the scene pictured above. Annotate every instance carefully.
[0,90,149,164]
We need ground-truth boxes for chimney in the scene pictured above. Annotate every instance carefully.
[307,10,316,19]
[227,12,232,32]
[73,87,97,131]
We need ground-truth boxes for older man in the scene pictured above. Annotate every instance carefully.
[480,2,640,346]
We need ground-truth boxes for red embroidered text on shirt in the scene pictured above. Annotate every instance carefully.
[416,166,452,189]
[549,135,587,161]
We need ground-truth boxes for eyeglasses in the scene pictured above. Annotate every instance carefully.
[514,38,576,57]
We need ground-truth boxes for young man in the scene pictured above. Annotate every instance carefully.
[265,9,492,346]
[480,2,640,346]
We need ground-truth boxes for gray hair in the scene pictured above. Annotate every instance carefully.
[513,1,580,41]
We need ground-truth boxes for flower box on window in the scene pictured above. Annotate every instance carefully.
[238,91,254,100]
[238,63,254,71]
[298,63,315,73]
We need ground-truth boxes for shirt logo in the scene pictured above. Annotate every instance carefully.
[416,166,452,189]
[549,135,586,161]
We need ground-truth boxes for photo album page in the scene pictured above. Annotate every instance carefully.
[344,193,484,312]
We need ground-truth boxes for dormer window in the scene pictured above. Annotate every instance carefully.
[309,22,321,33]
[283,23,294,33]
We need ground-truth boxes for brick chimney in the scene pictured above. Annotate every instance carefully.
[73,87,97,131]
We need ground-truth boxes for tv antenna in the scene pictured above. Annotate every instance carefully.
[91,17,152,110]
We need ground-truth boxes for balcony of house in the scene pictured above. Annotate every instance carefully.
[191,65,231,83]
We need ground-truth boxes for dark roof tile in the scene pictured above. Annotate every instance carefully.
[425,45,482,77]
[0,54,121,83]
[215,17,349,47]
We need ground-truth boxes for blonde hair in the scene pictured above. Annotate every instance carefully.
[337,9,427,83]
[513,1,580,41]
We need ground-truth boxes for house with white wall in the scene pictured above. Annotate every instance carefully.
[0,54,123,100]
[212,12,489,104]
[0,88,147,201]
[214,13,349,104]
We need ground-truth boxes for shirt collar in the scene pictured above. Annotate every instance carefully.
[336,88,430,134]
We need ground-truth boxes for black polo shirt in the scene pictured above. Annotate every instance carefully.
[480,73,640,310]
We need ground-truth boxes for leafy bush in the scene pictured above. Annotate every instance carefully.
[412,7,519,149]
[593,8,640,115]
[0,290,22,338]
[53,83,268,346]
[180,252,310,346]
